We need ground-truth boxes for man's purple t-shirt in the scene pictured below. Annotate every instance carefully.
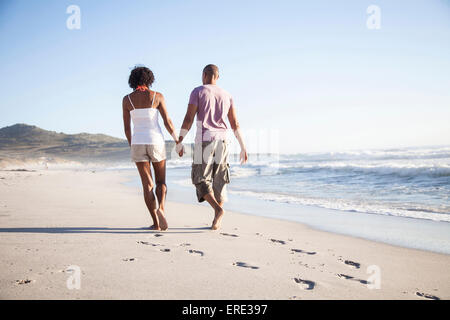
[188,84,234,143]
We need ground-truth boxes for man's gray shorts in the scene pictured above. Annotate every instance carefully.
[191,140,230,203]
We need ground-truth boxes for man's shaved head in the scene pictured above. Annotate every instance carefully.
[203,64,219,78]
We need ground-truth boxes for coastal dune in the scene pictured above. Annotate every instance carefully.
[0,168,449,299]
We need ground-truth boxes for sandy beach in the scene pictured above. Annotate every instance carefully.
[0,168,449,300]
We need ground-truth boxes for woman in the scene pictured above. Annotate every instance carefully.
[122,66,179,231]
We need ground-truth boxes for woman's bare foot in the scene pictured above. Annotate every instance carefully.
[149,225,161,231]
[156,209,168,231]
[211,208,224,230]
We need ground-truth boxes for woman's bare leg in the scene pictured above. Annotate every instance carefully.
[135,162,159,230]
[152,160,168,230]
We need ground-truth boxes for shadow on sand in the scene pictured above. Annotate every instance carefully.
[0,227,211,234]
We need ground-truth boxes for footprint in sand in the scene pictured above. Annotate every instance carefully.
[293,278,315,290]
[220,233,239,237]
[416,292,440,300]
[233,262,259,269]
[188,249,204,256]
[298,261,315,269]
[291,249,316,255]
[179,243,191,247]
[154,234,163,237]
[122,258,136,262]
[270,239,286,245]
[160,248,171,252]
[336,273,368,284]
[338,258,360,269]
[137,241,161,246]
[16,279,33,285]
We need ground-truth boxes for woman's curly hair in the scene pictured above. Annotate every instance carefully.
[128,66,155,89]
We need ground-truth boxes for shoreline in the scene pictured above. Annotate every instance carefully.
[0,168,449,299]
[123,167,450,255]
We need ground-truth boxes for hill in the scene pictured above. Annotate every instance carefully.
[0,124,181,167]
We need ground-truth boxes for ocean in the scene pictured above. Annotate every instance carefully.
[169,145,450,223]
[120,145,450,254]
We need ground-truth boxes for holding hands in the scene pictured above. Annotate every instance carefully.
[173,128,247,163]
[176,142,184,157]
[171,131,184,157]
[176,129,189,158]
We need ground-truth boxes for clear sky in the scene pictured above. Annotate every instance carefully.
[0,0,449,154]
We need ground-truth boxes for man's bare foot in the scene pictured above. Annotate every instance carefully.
[211,208,224,230]
[156,209,168,231]
[149,225,161,231]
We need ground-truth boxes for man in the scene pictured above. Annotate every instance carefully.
[177,64,248,230]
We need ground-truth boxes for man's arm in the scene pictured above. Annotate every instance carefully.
[227,106,248,164]
[178,103,198,144]
[122,97,132,146]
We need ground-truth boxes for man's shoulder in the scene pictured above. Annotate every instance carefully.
[191,85,232,99]
[192,85,205,93]
[218,86,232,97]
[206,85,232,96]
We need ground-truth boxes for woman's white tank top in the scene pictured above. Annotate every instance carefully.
[128,91,165,145]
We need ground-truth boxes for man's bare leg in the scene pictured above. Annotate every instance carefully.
[152,160,168,230]
[203,192,225,230]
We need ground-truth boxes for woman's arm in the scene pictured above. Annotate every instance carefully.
[156,92,178,143]
[122,96,132,146]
